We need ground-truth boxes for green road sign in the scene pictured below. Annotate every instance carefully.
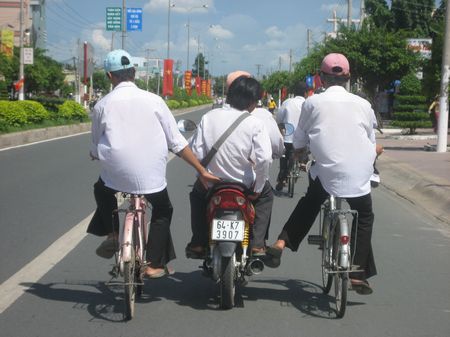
[106,7,122,31]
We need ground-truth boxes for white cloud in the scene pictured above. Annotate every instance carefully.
[265,26,284,39]
[208,25,233,40]
[144,0,214,13]
[92,29,111,52]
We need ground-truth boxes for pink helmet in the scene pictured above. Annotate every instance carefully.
[320,53,350,77]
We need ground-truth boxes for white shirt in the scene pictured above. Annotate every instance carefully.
[90,81,188,194]
[276,96,305,143]
[293,86,377,197]
[252,107,285,160]
[189,105,272,193]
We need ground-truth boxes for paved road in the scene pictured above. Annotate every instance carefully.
[0,108,449,337]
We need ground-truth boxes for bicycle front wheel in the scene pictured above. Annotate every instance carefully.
[333,221,348,318]
[123,247,136,320]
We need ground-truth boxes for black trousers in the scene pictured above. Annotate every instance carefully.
[87,178,176,268]
[278,175,377,280]
[277,142,294,183]
[189,180,274,249]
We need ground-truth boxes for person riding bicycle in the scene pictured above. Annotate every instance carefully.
[185,75,273,258]
[265,53,379,295]
[275,81,308,191]
[87,49,218,278]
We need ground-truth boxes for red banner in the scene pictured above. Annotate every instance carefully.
[184,71,192,95]
[201,80,207,96]
[281,86,288,101]
[206,79,211,97]
[163,59,174,96]
[195,76,201,96]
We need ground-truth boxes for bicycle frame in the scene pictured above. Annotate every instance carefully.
[118,194,147,273]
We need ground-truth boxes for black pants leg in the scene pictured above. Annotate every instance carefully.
[251,180,274,248]
[277,143,293,183]
[189,179,209,247]
[87,177,119,236]
[278,176,328,250]
[347,194,376,280]
[145,188,176,267]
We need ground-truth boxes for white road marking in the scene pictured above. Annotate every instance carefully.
[0,131,91,152]
[0,154,181,314]
[0,212,92,314]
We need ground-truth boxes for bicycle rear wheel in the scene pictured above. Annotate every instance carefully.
[123,247,136,320]
[321,218,333,294]
[287,175,295,198]
[333,221,348,318]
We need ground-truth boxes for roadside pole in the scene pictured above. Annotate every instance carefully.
[437,1,450,153]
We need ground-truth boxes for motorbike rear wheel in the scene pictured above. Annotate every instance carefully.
[219,254,235,309]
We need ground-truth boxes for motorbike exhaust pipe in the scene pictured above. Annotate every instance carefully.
[246,258,265,275]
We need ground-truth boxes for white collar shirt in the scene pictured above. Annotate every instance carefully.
[251,107,285,160]
[276,96,306,143]
[293,86,377,197]
[189,105,272,193]
[90,81,188,194]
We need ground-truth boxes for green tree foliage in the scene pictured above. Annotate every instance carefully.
[390,0,434,36]
[92,70,110,94]
[391,73,431,133]
[365,0,394,30]
[192,53,209,78]
[24,48,65,95]
[422,0,447,100]
[261,71,291,100]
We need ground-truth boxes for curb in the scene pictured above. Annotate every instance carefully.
[377,156,450,224]
[0,104,210,150]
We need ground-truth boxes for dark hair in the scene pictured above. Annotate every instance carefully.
[109,67,135,83]
[320,72,348,87]
[292,81,307,96]
[226,77,262,111]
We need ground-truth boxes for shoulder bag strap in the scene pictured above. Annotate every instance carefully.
[201,113,251,167]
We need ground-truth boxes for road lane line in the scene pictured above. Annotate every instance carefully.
[0,212,93,314]
[0,154,180,314]
[0,131,91,152]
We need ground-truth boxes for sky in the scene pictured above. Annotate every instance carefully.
[45,0,438,77]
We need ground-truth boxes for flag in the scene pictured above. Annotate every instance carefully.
[206,79,211,97]
[281,86,288,101]
[163,59,174,96]
[184,71,192,95]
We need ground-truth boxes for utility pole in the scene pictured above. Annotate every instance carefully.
[347,0,352,28]
[110,32,115,51]
[436,0,450,153]
[278,56,282,71]
[359,0,365,29]
[289,49,293,73]
[73,56,80,103]
[145,49,151,91]
[307,29,312,55]
[18,0,24,100]
[255,64,262,79]
[122,0,126,49]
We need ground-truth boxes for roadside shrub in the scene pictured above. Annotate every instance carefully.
[166,100,180,110]
[16,100,50,123]
[399,73,422,95]
[31,97,65,112]
[57,100,88,121]
[0,101,28,129]
[180,100,189,108]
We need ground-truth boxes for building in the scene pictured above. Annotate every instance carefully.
[0,0,46,49]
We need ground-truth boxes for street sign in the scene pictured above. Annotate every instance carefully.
[126,8,142,31]
[106,7,122,31]
[23,47,33,64]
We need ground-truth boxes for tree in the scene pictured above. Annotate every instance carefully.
[261,71,291,100]
[391,0,434,36]
[365,0,394,30]
[192,53,209,78]
[92,70,109,94]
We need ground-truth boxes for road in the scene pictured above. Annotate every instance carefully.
[0,108,449,337]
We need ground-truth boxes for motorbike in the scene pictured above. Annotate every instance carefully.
[177,119,266,309]
[203,181,264,309]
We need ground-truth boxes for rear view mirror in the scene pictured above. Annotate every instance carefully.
[278,123,295,136]
[177,119,197,132]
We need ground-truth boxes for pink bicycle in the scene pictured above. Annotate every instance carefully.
[106,193,149,320]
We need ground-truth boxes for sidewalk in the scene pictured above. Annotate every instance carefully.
[376,128,450,224]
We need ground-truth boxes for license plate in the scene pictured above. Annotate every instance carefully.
[211,219,245,241]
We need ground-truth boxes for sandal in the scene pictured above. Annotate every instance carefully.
[144,265,174,279]
[350,279,373,295]
[263,246,283,268]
